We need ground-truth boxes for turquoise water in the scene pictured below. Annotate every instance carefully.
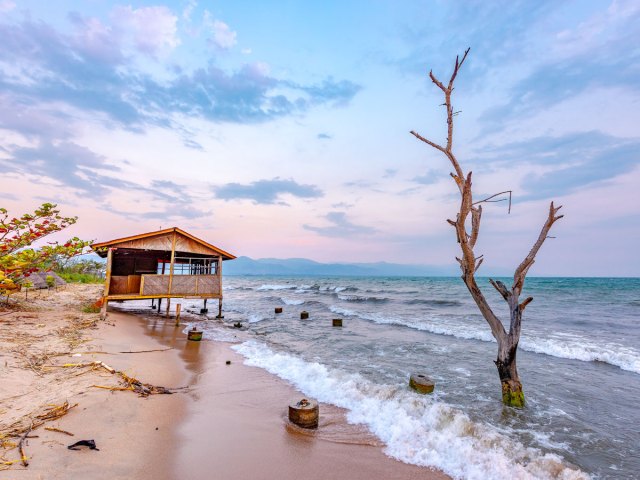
[121,276,640,479]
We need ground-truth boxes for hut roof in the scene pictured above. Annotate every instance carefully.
[25,271,66,289]
[91,227,236,260]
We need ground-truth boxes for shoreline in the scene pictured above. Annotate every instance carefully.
[134,308,450,480]
[1,285,449,479]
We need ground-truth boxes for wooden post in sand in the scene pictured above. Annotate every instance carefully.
[166,231,177,318]
[288,398,319,429]
[100,248,113,319]
[216,256,224,318]
[175,304,181,326]
[409,373,435,394]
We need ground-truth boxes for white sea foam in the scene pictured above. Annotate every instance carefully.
[257,284,295,291]
[337,294,388,303]
[247,313,268,323]
[332,305,640,374]
[520,337,640,374]
[232,341,589,480]
[281,297,304,306]
[329,305,356,317]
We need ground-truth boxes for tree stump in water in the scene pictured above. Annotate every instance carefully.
[300,311,309,319]
[288,398,319,429]
[332,318,343,327]
[275,307,283,314]
[409,373,435,394]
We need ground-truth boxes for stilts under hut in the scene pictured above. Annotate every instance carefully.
[92,227,236,318]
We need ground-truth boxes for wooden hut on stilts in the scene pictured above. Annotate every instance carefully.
[92,227,236,319]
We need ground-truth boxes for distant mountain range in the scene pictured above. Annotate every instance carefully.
[80,253,514,276]
[223,256,460,277]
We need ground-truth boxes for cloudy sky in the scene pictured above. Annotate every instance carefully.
[1,0,638,276]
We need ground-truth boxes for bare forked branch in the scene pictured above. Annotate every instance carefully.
[447,47,470,90]
[512,202,563,296]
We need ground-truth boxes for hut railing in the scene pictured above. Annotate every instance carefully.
[139,274,220,296]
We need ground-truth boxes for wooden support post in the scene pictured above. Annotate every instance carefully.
[175,303,181,326]
[157,298,162,312]
[166,298,171,317]
[101,248,113,319]
[166,230,177,318]
[216,256,224,318]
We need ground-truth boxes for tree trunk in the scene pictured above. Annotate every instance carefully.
[495,343,524,407]
[411,50,561,408]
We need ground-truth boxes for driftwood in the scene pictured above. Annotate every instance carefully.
[44,360,174,397]
[117,347,173,354]
[44,427,74,436]
[1,401,77,470]
[411,48,563,407]
[17,423,32,467]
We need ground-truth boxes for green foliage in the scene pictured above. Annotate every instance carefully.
[82,304,101,313]
[0,203,92,292]
[59,272,104,284]
[45,275,56,288]
[56,258,105,284]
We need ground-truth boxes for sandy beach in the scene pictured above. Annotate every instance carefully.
[0,284,448,480]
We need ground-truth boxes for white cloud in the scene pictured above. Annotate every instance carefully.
[203,11,237,49]
[212,19,237,49]
[182,0,197,21]
[111,5,180,56]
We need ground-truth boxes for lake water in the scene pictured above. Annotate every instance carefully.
[121,276,640,479]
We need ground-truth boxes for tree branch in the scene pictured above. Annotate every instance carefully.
[473,190,512,214]
[410,130,447,155]
[519,297,533,311]
[512,202,563,296]
[489,279,510,302]
[469,205,482,248]
[448,47,470,90]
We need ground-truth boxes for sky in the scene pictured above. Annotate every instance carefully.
[0,0,639,276]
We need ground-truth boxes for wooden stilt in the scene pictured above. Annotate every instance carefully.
[216,298,223,319]
[166,230,177,318]
[175,303,181,326]
[157,298,162,312]
[101,248,113,320]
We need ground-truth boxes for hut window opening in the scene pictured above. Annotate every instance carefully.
[157,256,219,275]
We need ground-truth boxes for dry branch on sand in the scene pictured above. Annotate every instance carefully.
[43,361,175,396]
[0,401,77,470]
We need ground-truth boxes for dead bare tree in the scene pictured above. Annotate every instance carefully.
[410,49,563,407]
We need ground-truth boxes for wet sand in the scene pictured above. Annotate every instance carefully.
[139,311,449,479]
[2,290,448,479]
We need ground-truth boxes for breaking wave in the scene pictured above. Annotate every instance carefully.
[233,341,588,480]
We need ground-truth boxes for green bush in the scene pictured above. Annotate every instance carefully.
[59,272,103,284]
